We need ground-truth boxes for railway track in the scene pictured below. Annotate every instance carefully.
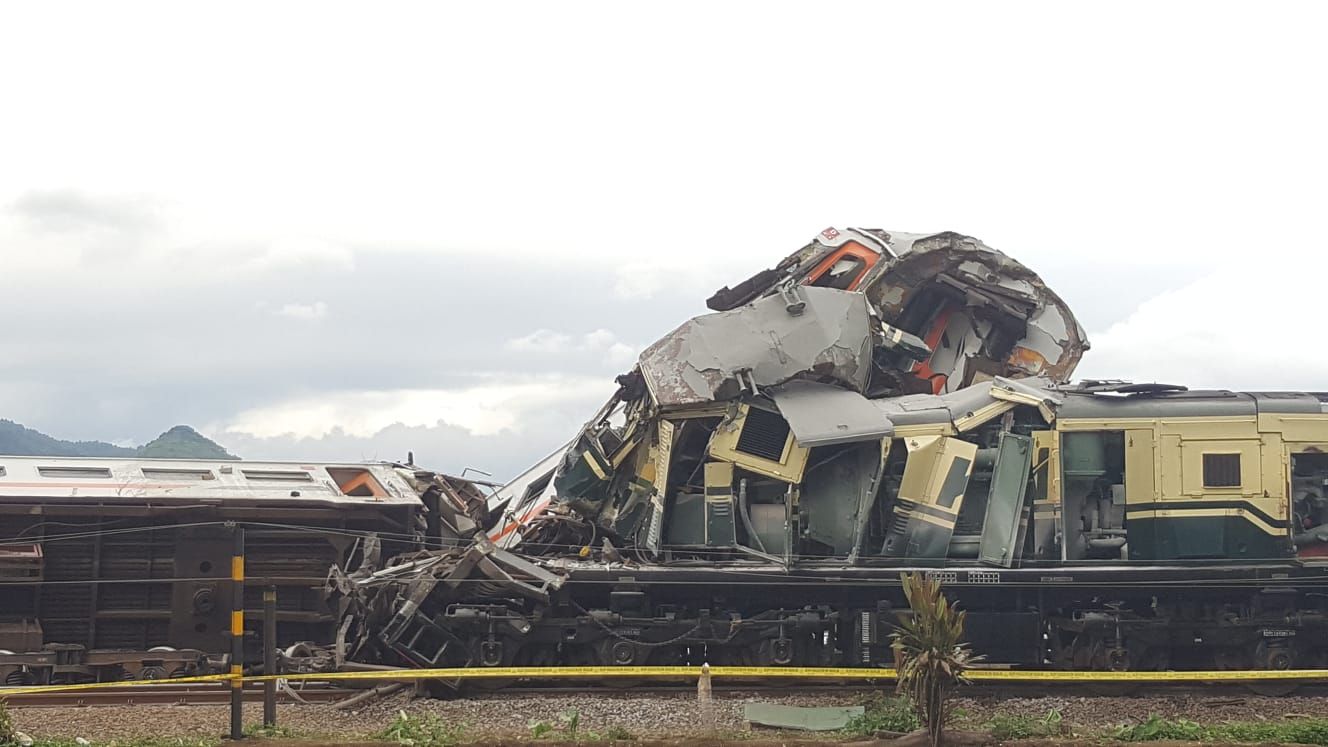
[0,682,359,708]
[489,680,1328,697]
[5,675,1327,706]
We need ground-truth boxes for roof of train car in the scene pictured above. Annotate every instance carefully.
[0,455,423,505]
[1056,386,1328,419]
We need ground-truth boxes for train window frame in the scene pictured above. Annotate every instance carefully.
[37,466,112,479]
[241,469,315,482]
[142,467,216,481]
[1202,452,1242,489]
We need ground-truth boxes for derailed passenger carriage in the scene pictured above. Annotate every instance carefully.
[340,228,1328,680]
[0,458,485,684]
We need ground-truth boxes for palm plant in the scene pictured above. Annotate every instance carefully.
[892,572,978,747]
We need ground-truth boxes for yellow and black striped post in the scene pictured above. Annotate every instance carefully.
[230,523,245,740]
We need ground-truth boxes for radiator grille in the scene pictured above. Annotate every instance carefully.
[735,408,790,461]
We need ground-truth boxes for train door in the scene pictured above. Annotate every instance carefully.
[1059,430,1128,560]
[978,431,1033,567]
[1286,444,1328,558]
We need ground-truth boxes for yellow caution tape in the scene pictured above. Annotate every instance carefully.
[4,665,1328,698]
[0,673,234,696]
[244,666,1328,683]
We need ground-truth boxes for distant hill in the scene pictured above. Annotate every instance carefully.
[0,420,238,460]
[138,425,236,460]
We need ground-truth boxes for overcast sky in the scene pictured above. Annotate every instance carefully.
[2,1,1325,479]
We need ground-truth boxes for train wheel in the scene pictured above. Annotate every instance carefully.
[4,669,36,686]
[592,640,647,688]
[1247,641,1299,697]
[462,638,518,691]
[1082,637,1139,696]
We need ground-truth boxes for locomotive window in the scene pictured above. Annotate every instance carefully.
[326,467,388,497]
[142,468,215,481]
[810,256,867,289]
[1202,453,1241,488]
[37,466,111,478]
[0,466,5,477]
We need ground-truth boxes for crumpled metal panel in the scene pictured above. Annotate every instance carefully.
[873,377,1061,430]
[638,286,873,407]
[860,232,1087,384]
[769,379,892,446]
[707,227,1088,387]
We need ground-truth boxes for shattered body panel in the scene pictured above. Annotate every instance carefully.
[710,227,1087,390]
[639,286,874,407]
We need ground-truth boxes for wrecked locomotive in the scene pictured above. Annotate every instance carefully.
[7,227,1328,687]
[0,458,490,684]
[331,228,1328,678]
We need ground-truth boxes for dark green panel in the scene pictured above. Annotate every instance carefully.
[936,457,971,510]
[801,443,881,555]
[1127,516,1289,560]
[979,432,1033,567]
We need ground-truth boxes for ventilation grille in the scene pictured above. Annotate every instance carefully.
[1203,453,1241,488]
[735,408,790,461]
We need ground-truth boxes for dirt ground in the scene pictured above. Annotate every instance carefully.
[12,688,1328,745]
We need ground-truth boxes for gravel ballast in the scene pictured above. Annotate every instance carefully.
[11,689,1328,742]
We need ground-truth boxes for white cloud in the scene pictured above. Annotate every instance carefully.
[505,329,574,353]
[220,374,611,439]
[274,301,328,321]
[244,236,355,273]
[1078,253,1328,391]
[505,328,638,367]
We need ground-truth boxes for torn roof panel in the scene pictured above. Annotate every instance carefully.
[706,227,1089,389]
[639,286,873,407]
[872,378,1061,430]
[769,379,893,447]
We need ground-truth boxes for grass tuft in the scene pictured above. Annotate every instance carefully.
[844,694,921,736]
[987,709,1066,740]
[377,711,465,747]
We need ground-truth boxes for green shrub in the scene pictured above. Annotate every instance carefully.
[844,695,922,736]
[1211,718,1328,745]
[988,709,1064,740]
[0,701,14,747]
[378,711,464,747]
[1114,714,1206,742]
[1114,714,1328,744]
[893,572,978,747]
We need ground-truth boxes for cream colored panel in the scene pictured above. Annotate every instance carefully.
[1160,417,1258,440]
[898,435,978,517]
[1260,414,1328,443]
[1032,430,1060,506]
[1159,434,1183,500]
[1260,433,1286,505]
[1178,439,1260,498]
[1124,429,1158,504]
[653,420,675,497]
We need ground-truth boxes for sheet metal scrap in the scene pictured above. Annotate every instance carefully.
[639,285,874,407]
[327,531,566,671]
